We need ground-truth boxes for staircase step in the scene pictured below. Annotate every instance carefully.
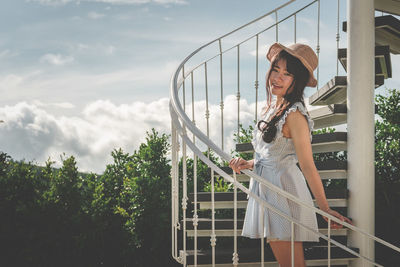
[190,188,348,210]
[338,45,392,78]
[186,228,349,238]
[309,76,384,106]
[183,246,359,265]
[309,104,347,129]
[184,208,347,231]
[310,104,379,130]
[311,132,347,153]
[343,15,400,54]
[236,132,348,154]
[188,259,351,267]
[184,231,348,254]
[190,189,348,203]
[214,159,347,182]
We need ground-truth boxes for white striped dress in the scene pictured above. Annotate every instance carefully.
[241,101,320,242]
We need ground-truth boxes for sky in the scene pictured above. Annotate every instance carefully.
[1,0,399,173]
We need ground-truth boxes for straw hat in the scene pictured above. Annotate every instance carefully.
[266,43,318,87]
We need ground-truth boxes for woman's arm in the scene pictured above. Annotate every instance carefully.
[286,110,352,227]
[286,110,329,211]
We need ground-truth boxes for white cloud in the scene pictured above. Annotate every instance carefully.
[88,11,106,19]
[32,100,76,109]
[40,53,74,66]
[0,99,171,172]
[0,95,262,173]
[70,43,115,55]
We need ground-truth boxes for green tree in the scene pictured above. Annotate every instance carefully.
[125,128,175,266]
[374,89,400,265]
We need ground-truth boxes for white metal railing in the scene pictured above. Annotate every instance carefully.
[170,0,400,266]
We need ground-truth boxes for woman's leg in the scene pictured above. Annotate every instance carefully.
[269,240,306,267]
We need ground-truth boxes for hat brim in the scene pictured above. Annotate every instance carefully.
[267,43,317,87]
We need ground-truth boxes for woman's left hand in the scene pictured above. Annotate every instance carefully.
[229,157,253,174]
[322,208,353,229]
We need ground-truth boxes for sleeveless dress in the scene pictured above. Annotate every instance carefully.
[241,101,320,242]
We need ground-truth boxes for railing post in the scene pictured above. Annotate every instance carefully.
[294,13,297,43]
[291,221,294,267]
[232,172,239,266]
[210,170,216,267]
[336,0,341,76]
[182,65,186,112]
[255,34,259,123]
[182,126,188,267]
[237,45,241,139]
[204,62,211,158]
[219,39,224,151]
[171,121,176,260]
[328,218,331,267]
[275,11,279,42]
[191,72,199,267]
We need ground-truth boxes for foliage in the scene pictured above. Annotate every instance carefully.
[0,128,177,267]
[231,123,255,161]
[203,176,233,192]
[375,89,400,184]
[374,89,400,265]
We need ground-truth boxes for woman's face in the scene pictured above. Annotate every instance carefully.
[268,59,294,98]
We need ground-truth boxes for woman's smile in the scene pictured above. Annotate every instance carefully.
[271,82,283,89]
[269,59,294,99]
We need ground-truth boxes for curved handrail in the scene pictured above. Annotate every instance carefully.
[169,0,400,265]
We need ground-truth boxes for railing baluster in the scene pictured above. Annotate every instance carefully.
[261,209,264,267]
[191,72,195,130]
[328,218,331,267]
[204,62,210,159]
[210,170,216,267]
[232,172,239,266]
[191,72,198,267]
[291,221,294,267]
[182,65,186,112]
[336,0,340,75]
[182,129,188,267]
[172,122,180,260]
[294,13,297,43]
[237,45,240,139]
[171,122,176,259]
[219,39,224,151]
[275,11,279,42]
[255,34,259,123]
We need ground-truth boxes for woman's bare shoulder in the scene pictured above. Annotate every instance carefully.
[285,109,309,131]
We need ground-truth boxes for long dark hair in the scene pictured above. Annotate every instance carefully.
[258,49,310,143]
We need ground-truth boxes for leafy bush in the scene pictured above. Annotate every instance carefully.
[0,128,178,267]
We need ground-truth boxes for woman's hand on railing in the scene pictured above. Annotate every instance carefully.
[322,208,353,229]
[229,158,254,174]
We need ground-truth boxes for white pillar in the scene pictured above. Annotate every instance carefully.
[347,0,375,266]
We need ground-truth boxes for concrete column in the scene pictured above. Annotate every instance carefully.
[347,0,375,266]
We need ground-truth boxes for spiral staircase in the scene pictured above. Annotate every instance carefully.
[170,0,400,266]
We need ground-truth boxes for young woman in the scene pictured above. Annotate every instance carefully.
[229,43,352,267]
